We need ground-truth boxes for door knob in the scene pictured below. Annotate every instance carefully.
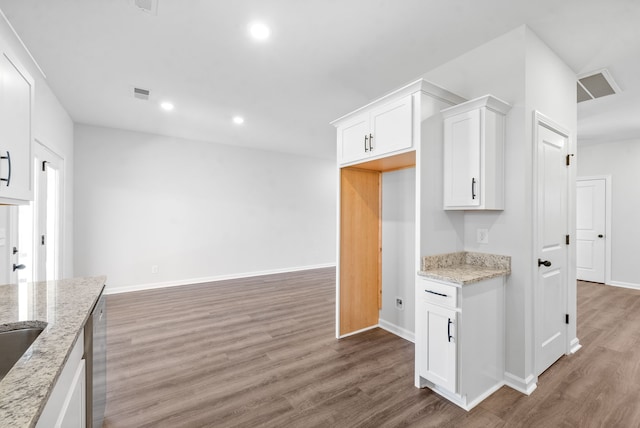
[538,259,552,267]
[598,234,604,238]
[13,264,25,272]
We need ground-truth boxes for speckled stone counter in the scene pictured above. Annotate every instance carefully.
[418,251,510,286]
[0,276,106,428]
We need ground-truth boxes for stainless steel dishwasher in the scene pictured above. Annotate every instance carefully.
[85,292,106,428]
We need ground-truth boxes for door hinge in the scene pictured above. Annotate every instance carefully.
[566,154,575,166]
[566,234,570,245]
[565,314,569,324]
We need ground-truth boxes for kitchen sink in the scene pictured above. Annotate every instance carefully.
[0,327,45,381]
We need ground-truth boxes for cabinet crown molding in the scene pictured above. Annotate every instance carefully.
[441,94,511,118]
[331,78,465,127]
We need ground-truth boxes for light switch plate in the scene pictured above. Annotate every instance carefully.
[477,228,489,244]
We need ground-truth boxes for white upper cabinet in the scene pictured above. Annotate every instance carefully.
[442,95,510,210]
[332,79,465,167]
[0,46,34,205]
[337,94,413,165]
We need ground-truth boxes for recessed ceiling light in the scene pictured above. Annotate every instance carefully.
[249,22,270,41]
[160,101,174,111]
[233,116,245,125]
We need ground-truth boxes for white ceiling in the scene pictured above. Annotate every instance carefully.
[0,0,638,158]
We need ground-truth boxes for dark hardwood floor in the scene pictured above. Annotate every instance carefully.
[104,271,640,427]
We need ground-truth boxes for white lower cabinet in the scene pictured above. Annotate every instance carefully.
[418,302,457,393]
[415,276,505,411]
[37,334,86,428]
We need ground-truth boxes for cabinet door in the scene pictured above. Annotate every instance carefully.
[370,95,413,157]
[56,359,86,428]
[420,303,457,393]
[338,114,370,165]
[443,109,480,208]
[0,51,33,203]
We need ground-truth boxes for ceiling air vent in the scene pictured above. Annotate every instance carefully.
[133,87,150,100]
[131,0,159,15]
[577,69,620,103]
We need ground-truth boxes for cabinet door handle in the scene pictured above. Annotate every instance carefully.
[369,133,374,151]
[364,135,369,152]
[448,318,454,342]
[425,289,448,297]
[471,177,476,200]
[0,151,11,187]
[538,258,552,267]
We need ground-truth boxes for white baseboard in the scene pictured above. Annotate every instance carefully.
[104,263,336,295]
[504,372,537,395]
[378,319,415,343]
[569,337,582,354]
[608,280,640,291]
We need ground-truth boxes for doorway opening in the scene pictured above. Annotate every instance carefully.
[14,141,64,283]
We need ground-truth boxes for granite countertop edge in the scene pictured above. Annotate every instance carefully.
[418,251,511,286]
[0,276,106,428]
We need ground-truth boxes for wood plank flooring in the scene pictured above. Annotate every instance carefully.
[104,271,640,427]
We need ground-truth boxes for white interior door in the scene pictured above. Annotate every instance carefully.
[535,122,569,376]
[576,179,606,283]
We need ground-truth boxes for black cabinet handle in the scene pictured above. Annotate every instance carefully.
[538,258,552,267]
[0,151,11,187]
[448,318,454,342]
[425,289,448,297]
[364,135,369,152]
[13,263,25,272]
[471,177,476,200]
[598,234,604,238]
[369,133,374,151]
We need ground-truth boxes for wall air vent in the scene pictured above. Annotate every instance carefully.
[131,0,159,15]
[133,87,150,100]
[577,69,620,103]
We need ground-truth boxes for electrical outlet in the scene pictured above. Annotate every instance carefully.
[151,265,159,274]
[477,228,489,244]
[395,297,404,310]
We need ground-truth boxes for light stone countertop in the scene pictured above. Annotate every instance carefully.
[0,276,106,428]
[418,251,510,286]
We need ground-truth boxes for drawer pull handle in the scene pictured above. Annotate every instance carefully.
[425,289,448,297]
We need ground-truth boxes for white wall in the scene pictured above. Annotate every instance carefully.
[380,168,415,339]
[0,13,74,280]
[421,25,577,390]
[74,124,336,292]
[578,139,640,287]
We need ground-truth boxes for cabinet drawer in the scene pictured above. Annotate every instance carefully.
[418,278,457,308]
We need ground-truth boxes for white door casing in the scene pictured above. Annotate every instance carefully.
[576,178,607,283]
[534,116,570,376]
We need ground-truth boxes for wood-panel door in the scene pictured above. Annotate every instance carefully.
[339,168,381,336]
